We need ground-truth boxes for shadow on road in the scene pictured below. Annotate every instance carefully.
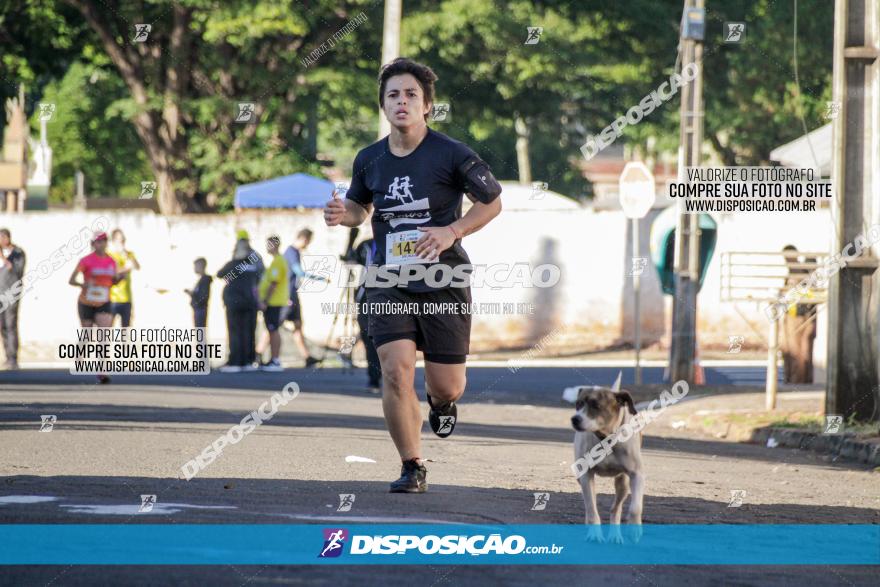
[0,401,869,472]
[0,367,802,406]
[2,475,878,526]
[3,476,877,586]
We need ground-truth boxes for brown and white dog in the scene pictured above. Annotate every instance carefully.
[569,382,644,543]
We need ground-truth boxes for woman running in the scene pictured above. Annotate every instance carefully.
[324,58,503,493]
[69,231,130,383]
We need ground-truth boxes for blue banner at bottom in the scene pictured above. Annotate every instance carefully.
[0,524,877,565]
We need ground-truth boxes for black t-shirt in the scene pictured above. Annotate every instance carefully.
[346,128,499,292]
[189,275,212,309]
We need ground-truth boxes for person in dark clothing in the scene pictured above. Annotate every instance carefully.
[0,228,26,370]
[236,230,264,368]
[354,238,382,392]
[323,58,503,493]
[185,257,212,371]
[781,246,818,384]
[215,239,261,373]
[185,258,211,328]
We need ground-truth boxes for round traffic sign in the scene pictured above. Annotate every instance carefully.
[619,161,656,219]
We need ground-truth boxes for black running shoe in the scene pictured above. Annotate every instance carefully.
[389,459,427,493]
[304,356,321,368]
[97,375,111,384]
[427,395,457,438]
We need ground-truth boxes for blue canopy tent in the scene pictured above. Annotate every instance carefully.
[234,173,335,209]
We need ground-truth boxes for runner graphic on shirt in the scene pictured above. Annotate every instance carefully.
[386,176,416,204]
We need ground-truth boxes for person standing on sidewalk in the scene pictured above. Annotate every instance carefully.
[185,257,212,369]
[782,246,818,384]
[185,257,212,327]
[257,236,289,371]
[107,229,140,327]
[323,58,503,493]
[0,228,26,370]
[216,238,261,373]
[236,230,264,369]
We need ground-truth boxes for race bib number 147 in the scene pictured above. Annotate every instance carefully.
[386,230,436,266]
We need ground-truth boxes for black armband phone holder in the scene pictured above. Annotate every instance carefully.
[458,156,502,204]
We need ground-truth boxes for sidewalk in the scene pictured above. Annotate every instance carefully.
[647,389,880,466]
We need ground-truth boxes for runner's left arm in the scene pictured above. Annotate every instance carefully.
[450,197,502,238]
[415,152,503,258]
[450,151,503,237]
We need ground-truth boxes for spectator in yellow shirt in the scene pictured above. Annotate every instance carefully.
[108,229,140,327]
[257,235,289,371]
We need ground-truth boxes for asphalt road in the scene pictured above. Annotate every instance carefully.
[0,368,875,586]
[0,362,788,407]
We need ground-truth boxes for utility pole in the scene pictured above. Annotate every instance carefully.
[827,0,880,422]
[669,0,705,383]
[378,0,402,139]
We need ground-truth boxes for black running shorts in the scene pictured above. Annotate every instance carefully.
[78,301,112,321]
[263,306,283,332]
[365,286,471,364]
[282,293,302,324]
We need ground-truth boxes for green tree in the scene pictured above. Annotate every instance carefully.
[402,0,681,199]
[33,58,151,200]
[62,0,382,212]
[402,0,832,197]
[0,0,86,121]
[700,0,833,166]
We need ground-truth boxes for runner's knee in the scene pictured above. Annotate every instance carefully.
[382,361,414,395]
[426,377,465,402]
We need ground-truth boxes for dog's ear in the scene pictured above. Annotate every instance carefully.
[616,391,637,415]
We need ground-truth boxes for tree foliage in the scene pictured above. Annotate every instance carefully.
[2,0,834,211]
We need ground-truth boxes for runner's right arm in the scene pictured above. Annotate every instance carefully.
[68,264,83,287]
[325,150,372,228]
[324,196,371,227]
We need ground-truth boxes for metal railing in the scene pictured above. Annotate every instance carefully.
[720,251,827,409]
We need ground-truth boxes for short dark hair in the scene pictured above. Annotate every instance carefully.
[194,257,207,267]
[378,57,438,122]
[267,235,281,248]
[297,228,313,240]
[0,228,9,239]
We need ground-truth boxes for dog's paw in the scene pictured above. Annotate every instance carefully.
[624,523,643,544]
[584,525,604,543]
[607,526,624,544]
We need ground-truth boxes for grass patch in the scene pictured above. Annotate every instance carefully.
[691,411,879,439]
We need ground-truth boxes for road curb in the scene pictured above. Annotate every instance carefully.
[750,427,880,466]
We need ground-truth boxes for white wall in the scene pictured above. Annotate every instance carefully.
[1,207,833,360]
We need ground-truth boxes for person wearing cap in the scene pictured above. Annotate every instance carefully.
[68,231,131,383]
[231,230,264,369]
[0,228,26,370]
[216,236,262,373]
